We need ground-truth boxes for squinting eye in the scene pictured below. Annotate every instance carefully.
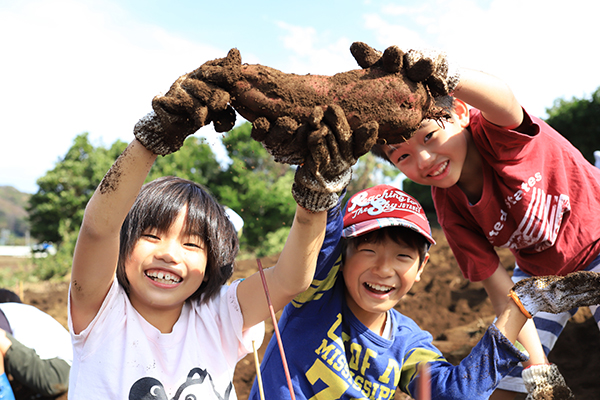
[424,132,434,143]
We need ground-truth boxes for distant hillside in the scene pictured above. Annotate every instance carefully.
[0,186,30,238]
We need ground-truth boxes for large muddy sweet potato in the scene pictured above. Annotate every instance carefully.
[193,47,445,145]
[136,46,447,160]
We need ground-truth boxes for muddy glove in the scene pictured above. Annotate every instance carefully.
[522,364,574,400]
[509,271,600,318]
[350,42,460,97]
[350,42,404,73]
[292,105,378,212]
[251,116,312,165]
[403,48,460,97]
[134,70,235,156]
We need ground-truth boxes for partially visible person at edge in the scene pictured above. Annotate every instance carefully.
[249,184,599,399]
[0,289,71,399]
[363,43,600,399]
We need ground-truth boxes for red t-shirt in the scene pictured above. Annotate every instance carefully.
[433,109,600,281]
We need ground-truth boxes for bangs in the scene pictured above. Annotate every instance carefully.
[137,182,210,238]
[118,176,238,303]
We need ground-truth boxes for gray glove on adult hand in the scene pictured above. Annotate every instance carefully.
[134,70,236,155]
[522,364,574,400]
[292,104,378,212]
[509,271,600,318]
[350,42,460,97]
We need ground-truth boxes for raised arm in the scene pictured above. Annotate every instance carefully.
[237,206,327,330]
[482,264,549,367]
[70,64,235,334]
[453,67,523,129]
[70,140,156,334]
[238,104,376,329]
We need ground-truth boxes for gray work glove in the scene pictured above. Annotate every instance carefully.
[522,364,574,400]
[509,271,600,318]
[350,42,460,97]
[292,104,378,212]
[134,70,235,155]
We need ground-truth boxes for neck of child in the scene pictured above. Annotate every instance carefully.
[345,292,389,336]
[130,298,184,334]
[456,129,484,204]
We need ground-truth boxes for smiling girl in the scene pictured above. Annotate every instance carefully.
[68,135,326,399]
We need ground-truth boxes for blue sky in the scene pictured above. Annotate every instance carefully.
[2,0,600,193]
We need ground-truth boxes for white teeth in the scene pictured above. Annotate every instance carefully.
[146,270,181,284]
[366,282,392,292]
[430,160,448,177]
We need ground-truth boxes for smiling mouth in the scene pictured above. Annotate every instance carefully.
[364,282,393,294]
[428,160,448,177]
[145,270,182,285]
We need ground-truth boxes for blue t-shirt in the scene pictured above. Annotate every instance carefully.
[250,201,527,399]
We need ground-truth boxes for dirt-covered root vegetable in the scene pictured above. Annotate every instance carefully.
[137,45,449,160]
[193,47,448,147]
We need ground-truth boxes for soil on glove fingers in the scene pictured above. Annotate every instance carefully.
[197,48,445,146]
[5,229,599,399]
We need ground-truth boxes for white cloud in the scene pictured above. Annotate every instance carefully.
[0,0,226,193]
[361,0,600,118]
[275,21,355,75]
[363,13,428,50]
[3,0,600,194]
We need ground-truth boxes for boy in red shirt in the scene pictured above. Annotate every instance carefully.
[363,44,600,399]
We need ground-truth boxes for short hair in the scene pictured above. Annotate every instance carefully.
[0,289,22,303]
[370,95,457,164]
[341,226,430,267]
[117,176,238,304]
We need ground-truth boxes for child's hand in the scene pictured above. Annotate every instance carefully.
[509,271,600,318]
[404,48,460,97]
[522,364,574,400]
[350,42,460,97]
[134,68,236,155]
[292,104,378,212]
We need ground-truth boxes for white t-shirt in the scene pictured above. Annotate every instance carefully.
[68,279,264,399]
[0,302,72,364]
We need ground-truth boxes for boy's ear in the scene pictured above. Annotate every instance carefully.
[453,99,470,128]
[415,254,430,282]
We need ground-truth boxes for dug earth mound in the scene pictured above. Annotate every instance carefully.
[10,229,600,399]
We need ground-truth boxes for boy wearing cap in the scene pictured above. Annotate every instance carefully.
[249,184,600,399]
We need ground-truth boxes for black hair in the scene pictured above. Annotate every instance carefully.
[117,176,238,304]
[0,289,22,303]
[341,226,430,267]
[370,95,457,164]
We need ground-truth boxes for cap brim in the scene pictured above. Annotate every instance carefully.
[342,217,436,245]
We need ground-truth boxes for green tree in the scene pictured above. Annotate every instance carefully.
[26,134,127,280]
[344,153,399,202]
[215,123,296,253]
[26,123,299,274]
[27,133,127,244]
[545,87,600,164]
[402,178,438,226]
[0,186,30,239]
[148,136,222,186]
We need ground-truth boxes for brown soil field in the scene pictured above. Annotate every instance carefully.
[3,228,599,399]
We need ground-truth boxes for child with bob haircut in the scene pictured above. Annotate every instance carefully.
[249,184,600,400]
[67,101,330,397]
